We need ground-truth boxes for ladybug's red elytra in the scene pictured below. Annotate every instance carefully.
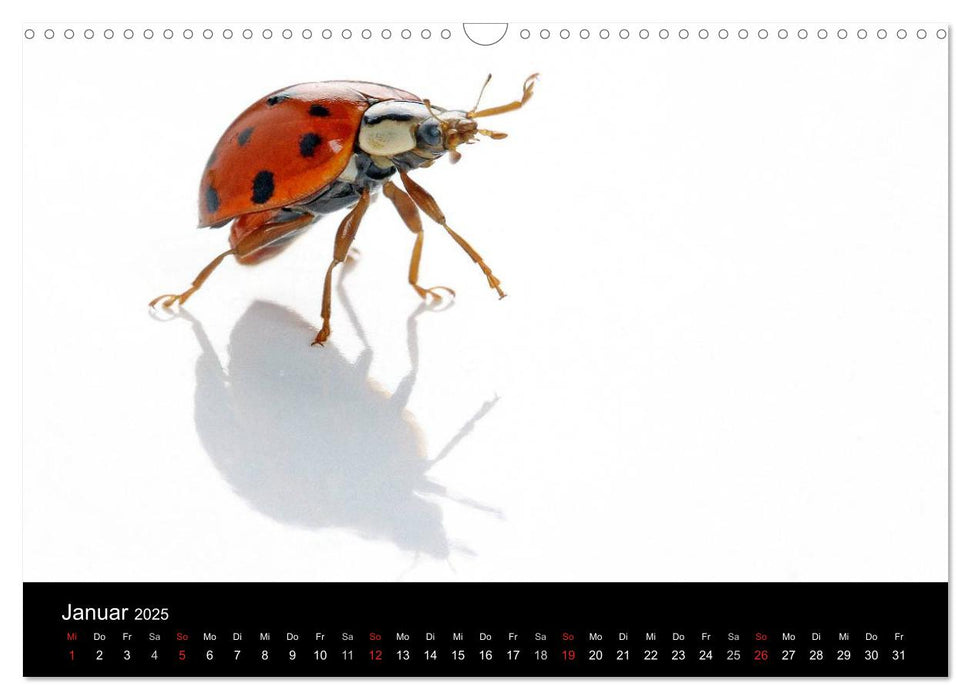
[150,74,538,345]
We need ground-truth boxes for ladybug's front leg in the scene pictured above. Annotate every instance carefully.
[314,189,371,346]
[397,170,506,299]
[382,180,455,302]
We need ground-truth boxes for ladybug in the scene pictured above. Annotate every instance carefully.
[150,73,538,345]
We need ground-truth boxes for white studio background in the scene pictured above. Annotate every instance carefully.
[22,22,947,583]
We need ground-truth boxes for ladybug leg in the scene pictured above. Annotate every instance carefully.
[397,170,506,299]
[313,189,372,346]
[467,73,538,119]
[149,211,316,308]
[231,211,317,264]
[149,249,234,309]
[382,181,456,302]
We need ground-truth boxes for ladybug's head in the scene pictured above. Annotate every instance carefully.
[357,74,538,164]
[415,109,484,160]
[414,72,540,162]
[357,101,480,162]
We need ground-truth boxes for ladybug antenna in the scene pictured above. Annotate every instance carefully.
[471,73,493,114]
[422,99,447,125]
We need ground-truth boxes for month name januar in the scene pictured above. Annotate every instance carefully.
[61,603,129,621]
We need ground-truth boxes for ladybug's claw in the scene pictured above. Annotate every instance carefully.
[149,293,188,309]
[412,284,456,303]
[478,263,506,299]
[522,73,539,104]
[312,324,331,346]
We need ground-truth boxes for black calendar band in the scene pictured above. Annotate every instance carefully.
[23,581,947,677]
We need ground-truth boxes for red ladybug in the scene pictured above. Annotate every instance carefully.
[151,74,538,345]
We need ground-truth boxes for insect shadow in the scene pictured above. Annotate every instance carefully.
[168,267,499,560]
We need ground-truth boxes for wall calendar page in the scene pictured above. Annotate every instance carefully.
[17,7,952,689]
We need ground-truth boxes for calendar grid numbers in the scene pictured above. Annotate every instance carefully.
[26,583,946,677]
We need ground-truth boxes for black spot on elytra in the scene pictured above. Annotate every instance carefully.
[308,104,331,117]
[237,127,254,146]
[205,185,220,213]
[251,170,275,204]
[299,133,323,158]
[266,94,291,106]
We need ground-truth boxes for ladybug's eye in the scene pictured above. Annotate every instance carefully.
[416,120,444,149]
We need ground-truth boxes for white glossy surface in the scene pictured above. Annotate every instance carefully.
[22,25,947,581]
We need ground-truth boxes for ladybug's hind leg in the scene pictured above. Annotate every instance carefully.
[150,249,234,309]
[313,189,371,346]
[149,210,315,309]
[382,181,455,302]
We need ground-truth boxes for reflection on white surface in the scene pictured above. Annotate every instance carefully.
[171,267,498,559]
